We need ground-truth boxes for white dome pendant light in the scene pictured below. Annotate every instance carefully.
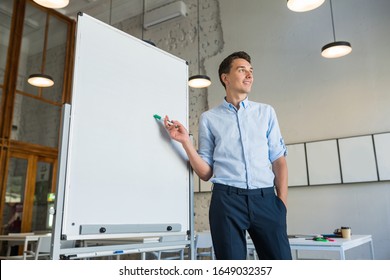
[33,0,69,9]
[188,0,211,88]
[287,0,325,12]
[321,0,352,58]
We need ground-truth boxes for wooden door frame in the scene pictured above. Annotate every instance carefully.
[0,0,74,231]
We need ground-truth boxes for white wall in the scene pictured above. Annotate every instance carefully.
[204,0,390,259]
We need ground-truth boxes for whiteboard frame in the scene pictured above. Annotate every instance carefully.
[306,139,342,186]
[51,14,194,259]
[339,135,378,183]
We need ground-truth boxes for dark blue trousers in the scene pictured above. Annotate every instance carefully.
[209,183,292,260]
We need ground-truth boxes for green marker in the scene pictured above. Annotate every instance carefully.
[153,114,174,126]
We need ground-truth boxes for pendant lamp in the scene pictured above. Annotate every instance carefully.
[28,74,54,87]
[27,15,54,87]
[321,0,352,58]
[188,0,211,88]
[33,0,69,9]
[287,0,325,12]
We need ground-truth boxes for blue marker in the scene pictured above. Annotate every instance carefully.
[113,250,124,254]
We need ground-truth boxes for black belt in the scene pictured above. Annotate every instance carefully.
[213,183,275,196]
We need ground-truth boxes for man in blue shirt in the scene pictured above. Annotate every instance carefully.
[165,51,292,260]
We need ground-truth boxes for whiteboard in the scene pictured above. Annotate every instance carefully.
[286,144,308,187]
[306,140,342,185]
[339,136,378,183]
[61,14,189,239]
[373,133,390,180]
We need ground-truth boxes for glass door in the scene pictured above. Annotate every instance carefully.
[2,156,28,234]
[31,159,56,232]
[1,152,56,235]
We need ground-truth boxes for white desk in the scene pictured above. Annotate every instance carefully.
[289,235,375,260]
[0,233,51,260]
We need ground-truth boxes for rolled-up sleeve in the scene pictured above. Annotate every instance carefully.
[267,107,287,163]
[198,113,215,167]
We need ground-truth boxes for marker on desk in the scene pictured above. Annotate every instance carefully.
[153,114,177,127]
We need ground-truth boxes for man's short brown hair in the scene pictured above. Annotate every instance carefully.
[218,51,251,88]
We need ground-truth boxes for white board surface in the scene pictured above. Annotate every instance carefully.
[286,144,308,187]
[306,140,341,185]
[61,14,189,239]
[373,133,390,180]
[339,136,378,183]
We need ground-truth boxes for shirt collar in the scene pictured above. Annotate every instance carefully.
[223,97,249,112]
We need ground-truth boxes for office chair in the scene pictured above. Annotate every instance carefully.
[246,233,259,260]
[195,231,215,260]
[150,235,187,260]
[33,235,51,259]
[0,234,51,260]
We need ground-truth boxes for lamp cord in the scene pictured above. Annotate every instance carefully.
[109,0,112,25]
[329,0,336,41]
[197,0,201,74]
[141,0,145,40]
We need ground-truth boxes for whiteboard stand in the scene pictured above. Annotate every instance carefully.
[51,104,72,260]
[52,105,194,259]
[188,135,195,260]
[51,14,193,259]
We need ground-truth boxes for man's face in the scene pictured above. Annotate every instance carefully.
[222,58,253,94]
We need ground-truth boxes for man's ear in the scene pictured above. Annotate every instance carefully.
[221,73,228,86]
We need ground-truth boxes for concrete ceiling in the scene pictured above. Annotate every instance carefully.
[0,0,175,55]
[56,0,174,25]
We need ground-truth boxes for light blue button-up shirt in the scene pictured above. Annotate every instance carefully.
[198,97,287,189]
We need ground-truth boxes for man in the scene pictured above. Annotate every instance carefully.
[165,51,292,260]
